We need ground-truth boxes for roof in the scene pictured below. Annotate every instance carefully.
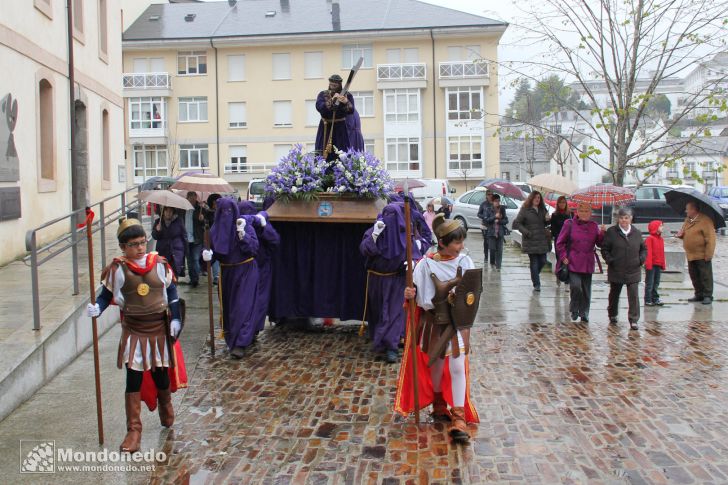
[123,0,506,41]
[659,136,728,156]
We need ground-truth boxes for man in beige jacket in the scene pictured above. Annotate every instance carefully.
[677,201,716,305]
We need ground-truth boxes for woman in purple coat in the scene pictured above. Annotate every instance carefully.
[152,206,187,277]
[555,203,606,323]
[238,201,281,335]
[203,198,259,359]
[360,203,429,364]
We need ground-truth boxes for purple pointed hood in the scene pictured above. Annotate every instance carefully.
[379,203,407,260]
[210,198,239,256]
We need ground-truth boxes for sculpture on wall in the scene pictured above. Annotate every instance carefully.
[0,93,19,182]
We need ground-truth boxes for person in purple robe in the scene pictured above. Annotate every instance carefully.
[360,202,430,364]
[203,198,259,359]
[346,110,365,152]
[152,206,187,277]
[238,201,281,336]
[315,74,356,161]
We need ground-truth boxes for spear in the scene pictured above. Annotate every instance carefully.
[81,208,104,445]
[403,180,420,424]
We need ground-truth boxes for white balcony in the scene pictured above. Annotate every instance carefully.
[224,162,276,182]
[376,63,427,89]
[438,61,489,87]
[122,72,172,97]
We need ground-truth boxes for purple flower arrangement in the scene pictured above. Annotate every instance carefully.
[265,145,392,201]
[329,148,393,199]
[264,144,328,202]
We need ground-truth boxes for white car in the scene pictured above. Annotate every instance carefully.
[450,188,522,231]
[409,179,456,205]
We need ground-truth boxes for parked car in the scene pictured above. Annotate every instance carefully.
[247,178,267,209]
[513,182,532,195]
[410,179,456,204]
[707,186,728,219]
[450,188,522,231]
[596,184,684,224]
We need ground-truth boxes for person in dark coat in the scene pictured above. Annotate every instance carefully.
[315,74,356,161]
[601,207,647,330]
[512,190,551,291]
[550,196,572,286]
[482,194,509,270]
[556,203,606,322]
[184,191,207,288]
[152,206,187,277]
[477,190,494,266]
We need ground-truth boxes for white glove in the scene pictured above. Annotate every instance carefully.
[170,319,182,338]
[415,240,422,251]
[236,218,246,239]
[202,249,213,262]
[255,214,267,227]
[87,303,100,318]
[372,221,386,241]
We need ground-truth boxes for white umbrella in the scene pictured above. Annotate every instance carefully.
[528,173,578,196]
[137,190,194,211]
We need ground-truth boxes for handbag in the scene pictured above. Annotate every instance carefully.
[557,220,573,283]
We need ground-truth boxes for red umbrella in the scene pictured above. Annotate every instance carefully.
[571,184,635,206]
[482,181,525,200]
[393,178,426,192]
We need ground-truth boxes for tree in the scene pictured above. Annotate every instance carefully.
[496,0,728,187]
[506,75,589,125]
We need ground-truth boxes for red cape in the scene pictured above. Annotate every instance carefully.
[141,340,188,411]
[394,305,479,423]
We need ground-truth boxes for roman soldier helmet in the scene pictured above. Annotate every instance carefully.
[117,217,143,237]
[328,74,343,83]
[432,213,461,240]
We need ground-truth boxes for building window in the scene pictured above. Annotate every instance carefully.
[98,0,108,59]
[179,144,209,169]
[385,48,419,63]
[39,79,55,180]
[272,53,291,80]
[227,145,247,173]
[178,97,208,122]
[129,97,165,129]
[274,144,292,162]
[72,0,84,39]
[448,136,483,172]
[305,100,319,126]
[177,51,207,75]
[447,45,481,61]
[228,102,247,128]
[352,91,374,117]
[228,55,245,81]
[273,101,292,127]
[133,145,167,180]
[133,57,165,73]
[364,139,375,154]
[304,52,323,79]
[385,137,420,172]
[102,109,110,182]
[384,89,420,122]
[447,87,481,120]
[342,44,372,69]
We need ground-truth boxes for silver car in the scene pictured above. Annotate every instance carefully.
[450,188,522,231]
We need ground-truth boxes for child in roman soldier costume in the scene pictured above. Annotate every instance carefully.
[87,218,182,453]
[396,214,482,443]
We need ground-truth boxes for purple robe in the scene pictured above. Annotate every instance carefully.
[315,90,356,160]
[210,198,260,350]
[151,215,186,277]
[238,202,281,333]
[360,203,424,352]
[346,111,365,151]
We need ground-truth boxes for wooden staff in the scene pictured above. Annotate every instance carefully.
[204,222,215,357]
[403,182,420,424]
[82,208,104,445]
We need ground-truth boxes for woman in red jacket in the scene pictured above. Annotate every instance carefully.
[645,220,666,306]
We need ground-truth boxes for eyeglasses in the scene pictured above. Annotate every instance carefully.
[124,240,147,248]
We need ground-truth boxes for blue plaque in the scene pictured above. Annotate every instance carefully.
[317,201,333,217]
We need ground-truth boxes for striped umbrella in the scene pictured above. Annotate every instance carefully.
[571,184,635,206]
[170,173,234,195]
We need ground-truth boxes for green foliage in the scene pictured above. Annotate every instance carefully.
[506,75,589,124]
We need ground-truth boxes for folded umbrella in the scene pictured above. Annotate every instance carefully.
[665,188,726,229]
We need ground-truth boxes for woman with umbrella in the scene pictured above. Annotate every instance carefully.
[152,206,187,278]
[513,190,551,291]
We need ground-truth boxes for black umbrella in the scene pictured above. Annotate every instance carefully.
[664,188,726,229]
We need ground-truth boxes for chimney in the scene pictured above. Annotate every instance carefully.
[280,0,290,13]
[331,0,341,31]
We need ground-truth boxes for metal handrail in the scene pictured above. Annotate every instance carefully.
[24,185,146,330]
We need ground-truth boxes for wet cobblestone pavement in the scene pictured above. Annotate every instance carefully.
[146,235,728,485]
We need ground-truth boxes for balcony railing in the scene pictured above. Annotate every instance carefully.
[122,72,171,90]
[376,63,426,81]
[439,61,488,79]
[224,163,277,174]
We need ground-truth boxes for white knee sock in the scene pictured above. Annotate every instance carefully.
[430,357,445,393]
[449,354,467,407]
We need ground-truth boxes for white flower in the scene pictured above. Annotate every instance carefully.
[296,177,303,186]
[291,186,299,193]
[338,185,346,192]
